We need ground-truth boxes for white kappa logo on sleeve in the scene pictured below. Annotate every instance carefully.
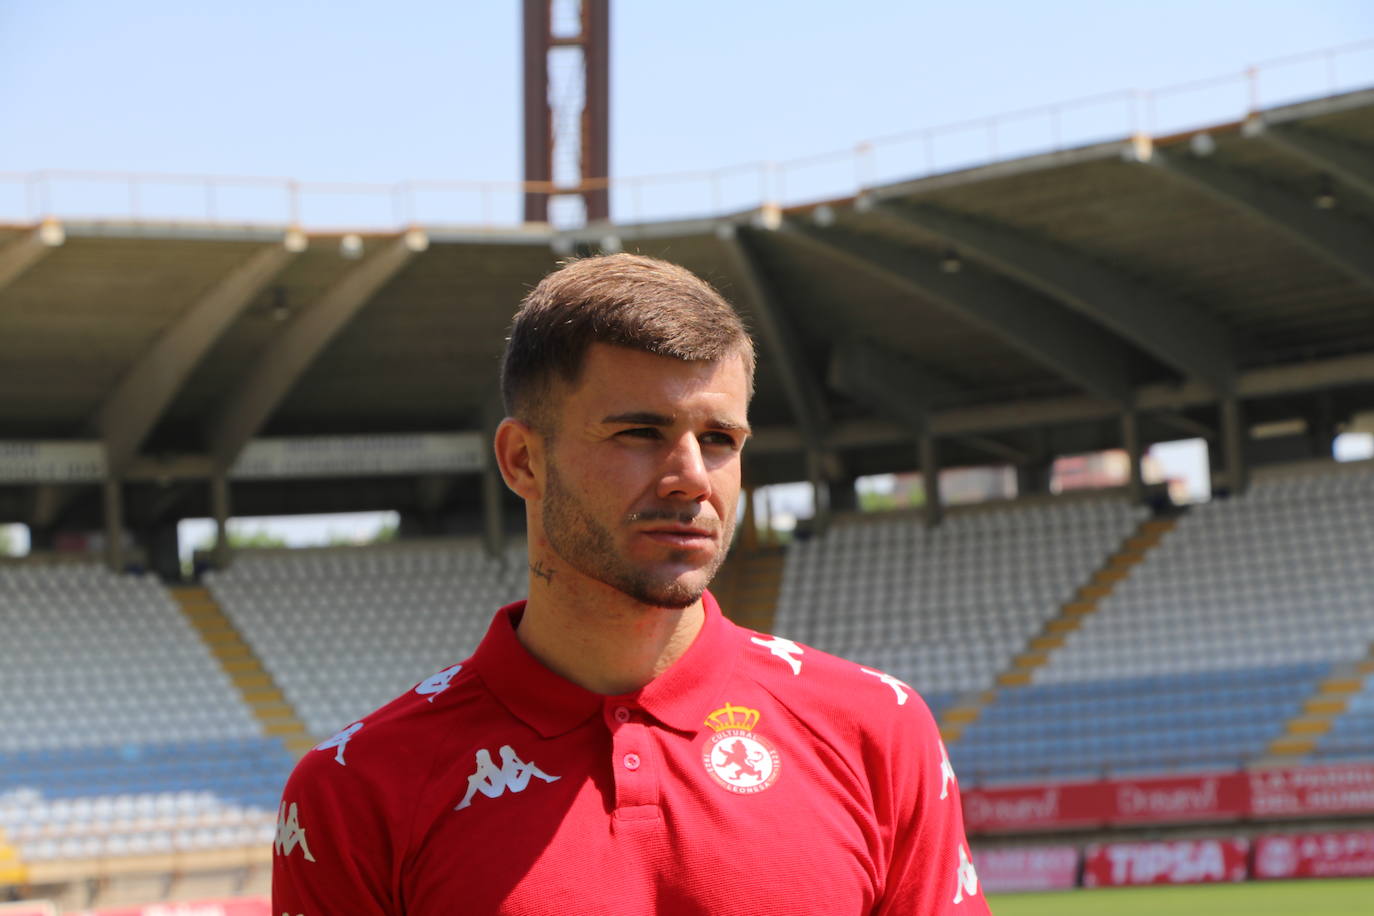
[939,739,956,801]
[953,843,980,905]
[315,721,364,766]
[750,634,804,675]
[859,667,911,705]
[416,663,463,701]
[455,745,560,810]
[274,801,316,862]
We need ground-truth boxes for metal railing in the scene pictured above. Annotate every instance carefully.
[2,38,1371,232]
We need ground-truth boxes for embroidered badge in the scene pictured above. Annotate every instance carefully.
[701,703,781,795]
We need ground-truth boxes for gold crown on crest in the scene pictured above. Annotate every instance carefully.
[704,703,760,733]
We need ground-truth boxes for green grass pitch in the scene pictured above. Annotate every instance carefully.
[987,878,1374,915]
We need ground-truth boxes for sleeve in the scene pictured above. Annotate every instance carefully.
[272,746,398,916]
[872,693,992,916]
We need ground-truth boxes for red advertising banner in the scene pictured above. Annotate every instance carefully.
[962,771,1247,833]
[1249,764,1374,818]
[972,845,1080,892]
[962,781,1102,833]
[1254,831,1374,879]
[1107,772,1247,825]
[71,899,270,916]
[962,764,1374,833]
[0,903,57,916]
[1082,838,1249,887]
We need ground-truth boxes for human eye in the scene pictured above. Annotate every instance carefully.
[701,431,741,450]
[617,427,662,440]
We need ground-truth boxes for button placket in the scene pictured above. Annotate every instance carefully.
[609,717,658,815]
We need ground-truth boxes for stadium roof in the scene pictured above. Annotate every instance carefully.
[1,88,1372,533]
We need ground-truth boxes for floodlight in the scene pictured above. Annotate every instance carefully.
[1190,133,1216,157]
[340,234,364,259]
[403,228,430,252]
[38,219,65,247]
[283,228,308,252]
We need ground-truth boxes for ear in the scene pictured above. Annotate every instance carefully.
[493,417,544,502]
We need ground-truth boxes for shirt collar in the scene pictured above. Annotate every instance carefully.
[470,589,741,739]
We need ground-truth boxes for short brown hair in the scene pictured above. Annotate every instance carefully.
[501,253,756,426]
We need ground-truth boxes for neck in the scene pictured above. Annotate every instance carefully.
[515,554,706,696]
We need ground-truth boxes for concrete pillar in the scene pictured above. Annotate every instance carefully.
[210,473,232,570]
[919,434,943,528]
[1310,394,1337,459]
[739,486,759,551]
[827,476,858,514]
[1221,397,1248,496]
[1017,459,1052,497]
[143,522,182,583]
[1121,409,1144,504]
[807,449,830,535]
[102,478,124,572]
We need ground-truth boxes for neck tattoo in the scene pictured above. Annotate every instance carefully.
[529,560,556,584]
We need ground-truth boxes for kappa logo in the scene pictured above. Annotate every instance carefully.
[750,634,804,675]
[455,745,560,810]
[939,738,957,801]
[953,842,980,905]
[274,801,316,862]
[416,663,463,702]
[315,721,364,766]
[859,667,911,706]
[700,703,781,795]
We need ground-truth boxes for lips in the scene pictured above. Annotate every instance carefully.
[640,525,716,546]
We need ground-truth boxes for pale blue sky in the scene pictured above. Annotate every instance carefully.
[1,2,1372,550]
[3,1,1372,226]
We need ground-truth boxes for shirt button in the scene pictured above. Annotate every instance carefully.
[613,706,631,723]
[623,753,641,771]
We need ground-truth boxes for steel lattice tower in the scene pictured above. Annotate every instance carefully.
[522,0,610,226]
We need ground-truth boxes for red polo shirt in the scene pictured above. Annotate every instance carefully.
[272,591,988,915]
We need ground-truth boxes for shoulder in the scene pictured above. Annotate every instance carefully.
[284,660,482,807]
[731,624,941,750]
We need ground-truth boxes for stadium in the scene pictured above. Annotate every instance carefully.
[3,5,1374,914]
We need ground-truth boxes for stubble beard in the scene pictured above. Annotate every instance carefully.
[542,463,733,610]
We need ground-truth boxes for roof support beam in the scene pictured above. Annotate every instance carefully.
[748,346,1374,453]
[716,227,834,527]
[783,223,1132,404]
[96,244,297,475]
[0,228,53,297]
[206,237,417,471]
[828,339,954,434]
[872,201,1237,393]
[1248,121,1374,203]
[1147,147,1374,292]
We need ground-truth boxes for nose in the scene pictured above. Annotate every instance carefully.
[657,434,711,503]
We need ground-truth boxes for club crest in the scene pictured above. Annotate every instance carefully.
[700,703,781,795]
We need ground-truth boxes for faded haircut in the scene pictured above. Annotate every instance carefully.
[500,253,756,429]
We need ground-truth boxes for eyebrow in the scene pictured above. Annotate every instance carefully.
[602,411,752,436]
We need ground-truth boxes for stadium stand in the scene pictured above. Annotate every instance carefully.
[204,540,528,740]
[0,563,291,885]
[951,461,1374,783]
[0,564,261,750]
[1317,672,1374,763]
[770,494,1150,725]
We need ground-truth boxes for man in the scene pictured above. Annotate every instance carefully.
[273,253,988,914]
